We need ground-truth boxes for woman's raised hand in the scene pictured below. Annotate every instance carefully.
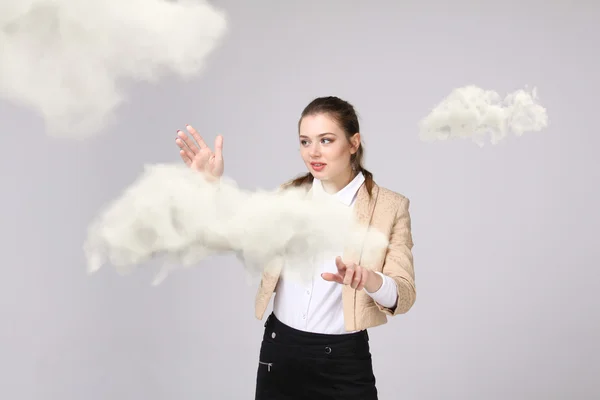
[176,125,224,181]
[321,256,382,292]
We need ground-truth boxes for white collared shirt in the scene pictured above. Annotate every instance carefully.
[272,172,398,334]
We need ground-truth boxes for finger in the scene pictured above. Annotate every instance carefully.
[321,272,344,284]
[343,264,355,286]
[335,256,346,274]
[214,135,224,160]
[179,150,192,167]
[176,137,195,160]
[186,125,209,150]
[356,268,369,291]
[177,130,200,154]
[351,266,362,289]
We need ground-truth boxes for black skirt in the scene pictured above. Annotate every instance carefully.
[255,312,378,400]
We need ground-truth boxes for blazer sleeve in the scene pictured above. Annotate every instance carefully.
[376,196,416,316]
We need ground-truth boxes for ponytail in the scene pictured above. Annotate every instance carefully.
[281,172,314,190]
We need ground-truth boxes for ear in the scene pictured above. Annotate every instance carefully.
[350,132,361,154]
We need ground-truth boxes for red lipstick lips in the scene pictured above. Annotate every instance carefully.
[310,162,326,172]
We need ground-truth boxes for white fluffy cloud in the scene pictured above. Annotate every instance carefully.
[0,0,227,138]
[419,85,549,146]
[84,164,390,285]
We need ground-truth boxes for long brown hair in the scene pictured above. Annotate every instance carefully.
[283,96,374,196]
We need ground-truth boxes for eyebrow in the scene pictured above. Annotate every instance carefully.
[298,132,336,138]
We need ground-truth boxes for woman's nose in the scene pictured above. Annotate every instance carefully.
[309,144,321,156]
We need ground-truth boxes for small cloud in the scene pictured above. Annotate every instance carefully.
[419,85,549,146]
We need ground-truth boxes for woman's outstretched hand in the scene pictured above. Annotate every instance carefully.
[176,124,224,181]
[321,256,383,292]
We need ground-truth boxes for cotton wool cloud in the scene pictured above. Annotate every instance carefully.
[0,0,227,138]
[419,85,549,146]
[84,164,390,286]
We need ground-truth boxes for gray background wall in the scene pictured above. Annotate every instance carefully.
[1,0,599,399]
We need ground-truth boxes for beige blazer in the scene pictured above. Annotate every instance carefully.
[254,180,416,332]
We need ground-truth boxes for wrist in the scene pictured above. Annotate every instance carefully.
[199,171,220,183]
[364,270,383,293]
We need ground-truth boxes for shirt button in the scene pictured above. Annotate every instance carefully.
[306,290,310,295]
[302,314,306,319]
[271,332,276,339]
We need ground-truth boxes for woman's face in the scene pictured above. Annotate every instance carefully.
[298,113,360,190]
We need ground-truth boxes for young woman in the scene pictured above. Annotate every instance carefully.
[176,96,416,400]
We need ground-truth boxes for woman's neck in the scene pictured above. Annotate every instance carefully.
[321,168,357,194]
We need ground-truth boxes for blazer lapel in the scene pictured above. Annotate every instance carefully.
[342,181,379,265]
[341,181,379,329]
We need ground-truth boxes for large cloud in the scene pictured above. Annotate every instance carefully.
[0,0,227,137]
[84,164,390,285]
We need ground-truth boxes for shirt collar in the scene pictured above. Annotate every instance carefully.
[312,171,365,206]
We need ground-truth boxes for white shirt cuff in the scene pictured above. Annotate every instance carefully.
[364,271,398,309]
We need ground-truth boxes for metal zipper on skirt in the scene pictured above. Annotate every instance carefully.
[258,361,272,372]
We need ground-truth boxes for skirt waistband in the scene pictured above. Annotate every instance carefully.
[262,313,369,354]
